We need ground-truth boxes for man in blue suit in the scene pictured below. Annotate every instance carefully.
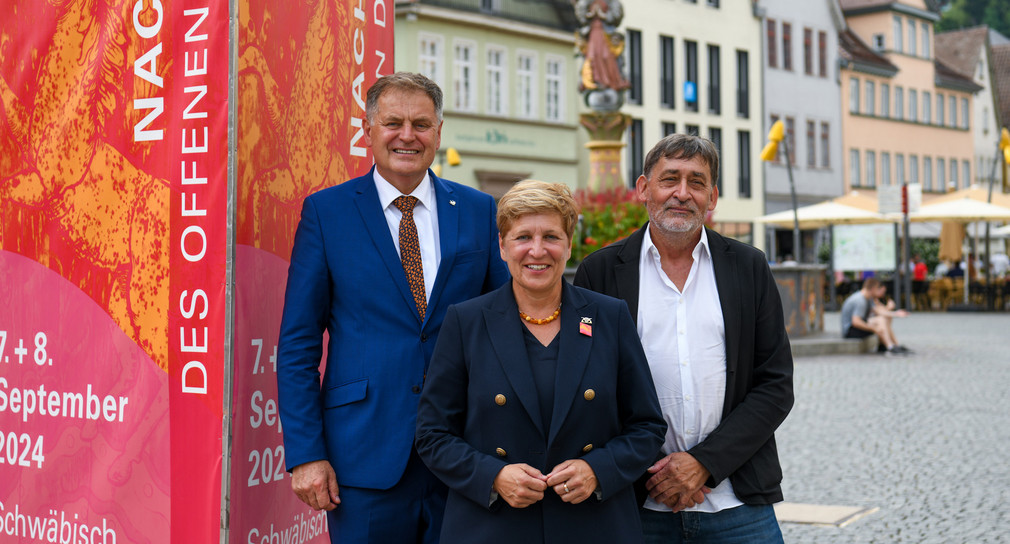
[277,72,510,544]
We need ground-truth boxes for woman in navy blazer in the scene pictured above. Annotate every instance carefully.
[416,180,666,543]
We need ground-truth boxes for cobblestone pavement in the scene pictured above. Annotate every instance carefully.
[778,311,1010,543]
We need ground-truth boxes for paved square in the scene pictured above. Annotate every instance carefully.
[778,311,1010,543]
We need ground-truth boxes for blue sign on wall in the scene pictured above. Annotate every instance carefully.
[684,81,697,103]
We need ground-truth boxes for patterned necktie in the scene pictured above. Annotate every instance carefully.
[393,196,426,321]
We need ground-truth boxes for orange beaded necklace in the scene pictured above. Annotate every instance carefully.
[518,305,561,325]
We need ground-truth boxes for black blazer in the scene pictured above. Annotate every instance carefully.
[574,225,794,505]
[415,281,666,543]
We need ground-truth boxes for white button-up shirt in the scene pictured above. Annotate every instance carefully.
[374,171,441,302]
[638,225,742,513]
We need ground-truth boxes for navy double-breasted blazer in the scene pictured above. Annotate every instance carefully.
[277,168,509,489]
[415,281,666,543]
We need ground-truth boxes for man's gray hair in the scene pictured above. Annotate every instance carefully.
[366,72,444,123]
[642,133,720,186]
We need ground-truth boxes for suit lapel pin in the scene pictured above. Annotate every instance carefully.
[580,317,592,337]
[449,199,456,206]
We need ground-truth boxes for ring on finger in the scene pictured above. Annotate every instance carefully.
[563,483,570,494]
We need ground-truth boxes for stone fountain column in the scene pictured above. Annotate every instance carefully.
[580,110,631,192]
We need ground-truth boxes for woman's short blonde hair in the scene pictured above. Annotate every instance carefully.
[497,180,579,239]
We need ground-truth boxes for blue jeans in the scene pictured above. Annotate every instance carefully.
[640,504,784,544]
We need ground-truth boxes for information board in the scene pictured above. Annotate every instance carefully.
[833,223,897,272]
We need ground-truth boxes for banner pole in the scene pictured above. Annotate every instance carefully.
[221,0,241,541]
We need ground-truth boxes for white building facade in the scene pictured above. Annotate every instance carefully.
[757,0,846,260]
[620,0,766,248]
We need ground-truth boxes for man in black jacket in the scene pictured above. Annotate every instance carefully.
[574,134,793,543]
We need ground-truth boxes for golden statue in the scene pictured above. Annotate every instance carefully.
[574,0,629,111]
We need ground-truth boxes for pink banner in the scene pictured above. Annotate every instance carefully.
[166,1,231,542]
[229,0,394,542]
[1,0,229,542]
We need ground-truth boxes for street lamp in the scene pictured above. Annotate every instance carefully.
[431,147,461,177]
[982,128,1010,309]
[760,120,801,262]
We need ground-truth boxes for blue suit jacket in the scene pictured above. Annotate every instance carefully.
[277,168,509,490]
[415,282,666,543]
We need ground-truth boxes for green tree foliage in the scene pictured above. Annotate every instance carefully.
[936,0,1010,38]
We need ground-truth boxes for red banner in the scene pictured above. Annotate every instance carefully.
[165,1,231,543]
[1,0,229,542]
[229,0,394,542]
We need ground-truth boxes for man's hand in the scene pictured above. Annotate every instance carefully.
[645,452,711,512]
[493,464,548,508]
[546,459,598,504]
[291,460,340,511]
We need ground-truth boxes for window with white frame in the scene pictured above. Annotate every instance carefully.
[865,80,875,115]
[485,45,507,116]
[895,86,904,120]
[908,19,917,56]
[922,24,930,58]
[419,33,444,85]
[938,158,946,189]
[545,55,565,122]
[949,95,957,127]
[873,34,886,51]
[738,130,752,198]
[963,160,971,188]
[453,40,477,112]
[961,97,969,129]
[881,152,891,185]
[806,120,816,167]
[950,158,958,188]
[517,51,537,119]
[818,31,828,77]
[850,149,861,186]
[661,35,676,108]
[909,89,918,122]
[909,154,918,184]
[785,116,796,164]
[896,153,905,185]
[923,156,933,191]
[804,28,814,75]
[866,150,876,187]
[922,91,931,123]
[767,19,777,68]
[849,77,859,113]
[881,83,890,117]
[782,22,793,71]
[820,122,830,168]
[937,92,945,125]
[893,16,903,53]
[628,118,643,187]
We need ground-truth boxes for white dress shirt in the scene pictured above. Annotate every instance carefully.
[638,225,743,514]
[374,171,441,302]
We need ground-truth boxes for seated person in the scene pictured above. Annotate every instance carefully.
[840,277,910,356]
